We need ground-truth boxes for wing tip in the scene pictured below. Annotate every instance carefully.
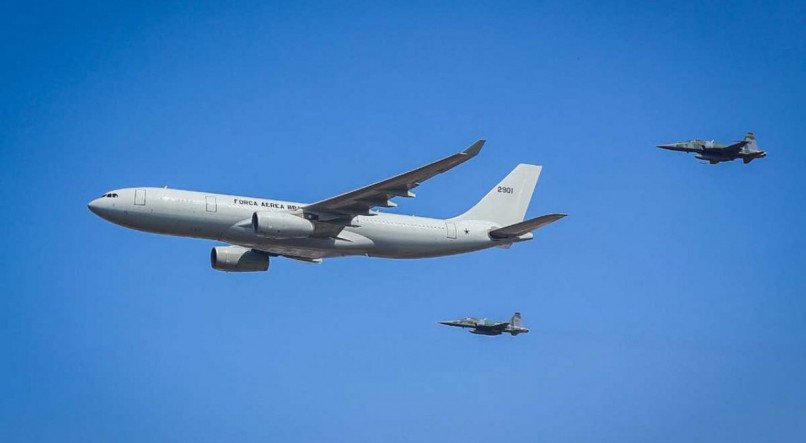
[541,213,568,224]
[462,139,485,157]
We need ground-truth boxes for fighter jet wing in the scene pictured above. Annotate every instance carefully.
[474,322,509,332]
[475,322,509,332]
[721,140,749,153]
[304,140,484,217]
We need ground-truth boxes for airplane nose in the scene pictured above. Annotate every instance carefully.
[657,144,677,150]
[88,199,102,215]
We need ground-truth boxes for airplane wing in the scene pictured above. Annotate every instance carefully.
[304,140,485,218]
[720,140,749,153]
[489,213,567,239]
[279,254,323,264]
[475,322,510,332]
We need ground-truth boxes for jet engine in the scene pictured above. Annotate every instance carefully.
[252,211,315,238]
[210,245,270,272]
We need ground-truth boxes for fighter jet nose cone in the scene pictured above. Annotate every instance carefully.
[657,144,675,149]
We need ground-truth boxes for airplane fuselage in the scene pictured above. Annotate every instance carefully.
[439,317,529,336]
[694,150,767,164]
[657,133,767,164]
[89,187,515,260]
[469,327,529,336]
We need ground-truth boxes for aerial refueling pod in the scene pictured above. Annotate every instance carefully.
[210,245,269,272]
[252,211,315,238]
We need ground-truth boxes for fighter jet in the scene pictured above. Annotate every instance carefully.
[439,312,528,336]
[657,132,766,164]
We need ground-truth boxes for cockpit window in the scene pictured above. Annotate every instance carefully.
[101,193,119,198]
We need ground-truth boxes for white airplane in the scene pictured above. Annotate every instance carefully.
[88,140,565,271]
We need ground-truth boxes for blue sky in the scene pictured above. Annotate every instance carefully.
[1,1,804,441]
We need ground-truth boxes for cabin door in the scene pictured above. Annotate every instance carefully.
[446,222,457,239]
[134,189,146,205]
[205,196,217,212]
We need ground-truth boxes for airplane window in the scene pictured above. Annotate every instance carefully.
[112,193,118,198]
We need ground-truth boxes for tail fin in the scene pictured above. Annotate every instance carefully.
[744,132,759,151]
[511,312,523,327]
[453,164,541,226]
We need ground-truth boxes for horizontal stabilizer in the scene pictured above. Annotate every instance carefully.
[489,213,566,239]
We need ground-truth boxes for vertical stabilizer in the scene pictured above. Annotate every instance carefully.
[453,164,541,226]
[744,132,759,151]
[511,312,523,327]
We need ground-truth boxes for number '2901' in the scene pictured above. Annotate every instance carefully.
[497,186,514,194]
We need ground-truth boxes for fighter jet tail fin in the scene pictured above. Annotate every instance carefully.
[511,312,523,327]
[743,132,759,151]
[453,164,541,226]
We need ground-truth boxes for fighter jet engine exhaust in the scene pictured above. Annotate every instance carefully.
[252,211,315,239]
[210,245,270,272]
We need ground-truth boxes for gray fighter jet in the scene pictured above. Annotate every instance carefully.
[657,132,766,164]
[439,312,528,336]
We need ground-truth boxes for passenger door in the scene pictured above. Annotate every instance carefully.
[446,222,457,239]
[134,189,146,205]
[205,196,217,213]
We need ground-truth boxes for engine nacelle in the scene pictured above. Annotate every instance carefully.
[252,211,315,238]
[210,246,269,272]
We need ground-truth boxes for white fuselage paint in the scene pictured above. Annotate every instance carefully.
[89,187,515,259]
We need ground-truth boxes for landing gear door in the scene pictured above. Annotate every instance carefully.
[134,189,146,206]
[446,222,457,239]
[206,196,217,212]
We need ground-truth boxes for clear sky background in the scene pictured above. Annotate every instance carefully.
[1,1,804,441]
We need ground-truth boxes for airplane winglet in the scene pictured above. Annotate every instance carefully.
[462,139,485,157]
